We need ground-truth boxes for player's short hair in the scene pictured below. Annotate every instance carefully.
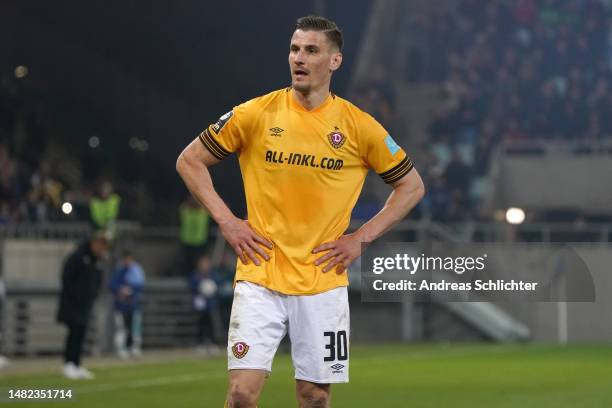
[295,16,343,51]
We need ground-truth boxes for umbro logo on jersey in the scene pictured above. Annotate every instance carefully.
[331,363,344,370]
[269,127,284,137]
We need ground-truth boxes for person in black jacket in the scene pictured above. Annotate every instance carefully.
[57,230,110,379]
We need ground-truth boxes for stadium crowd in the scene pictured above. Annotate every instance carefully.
[427,0,612,142]
[0,143,80,223]
[413,0,612,221]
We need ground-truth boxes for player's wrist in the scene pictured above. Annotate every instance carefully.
[354,227,374,245]
[214,210,239,227]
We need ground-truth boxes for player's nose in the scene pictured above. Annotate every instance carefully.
[293,51,305,64]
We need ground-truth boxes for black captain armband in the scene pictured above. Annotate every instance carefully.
[198,128,230,160]
[378,157,414,184]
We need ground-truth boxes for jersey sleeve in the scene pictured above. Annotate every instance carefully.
[198,100,254,160]
[360,114,414,184]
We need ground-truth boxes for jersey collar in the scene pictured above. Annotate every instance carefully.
[288,88,334,113]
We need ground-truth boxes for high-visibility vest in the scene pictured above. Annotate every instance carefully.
[90,194,120,229]
[180,207,210,246]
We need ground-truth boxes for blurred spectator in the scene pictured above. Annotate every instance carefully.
[179,195,211,275]
[109,249,145,359]
[352,65,396,128]
[430,134,453,174]
[427,173,451,222]
[0,275,9,369]
[214,251,237,334]
[89,180,120,235]
[0,144,23,222]
[57,230,111,379]
[352,193,383,221]
[0,145,17,202]
[0,202,12,224]
[23,183,63,222]
[189,254,221,355]
[444,149,472,195]
[30,161,63,207]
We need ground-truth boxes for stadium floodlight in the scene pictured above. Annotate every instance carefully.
[14,65,28,78]
[505,207,525,225]
[129,137,149,152]
[88,136,100,148]
[61,202,73,215]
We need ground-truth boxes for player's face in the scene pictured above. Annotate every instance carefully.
[289,29,342,94]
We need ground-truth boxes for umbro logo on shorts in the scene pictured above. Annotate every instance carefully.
[331,363,345,372]
[232,342,250,359]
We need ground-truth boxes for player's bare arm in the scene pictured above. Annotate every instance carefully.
[176,137,272,265]
[313,168,425,273]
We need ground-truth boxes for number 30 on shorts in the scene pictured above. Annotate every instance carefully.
[323,331,348,362]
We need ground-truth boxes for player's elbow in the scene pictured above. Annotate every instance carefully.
[175,151,187,176]
[176,143,196,175]
[413,176,426,203]
[409,167,426,202]
[396,169,425,204]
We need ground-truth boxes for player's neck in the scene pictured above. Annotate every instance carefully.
[291,87,330,111]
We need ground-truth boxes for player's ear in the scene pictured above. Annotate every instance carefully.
[330,52,343,72]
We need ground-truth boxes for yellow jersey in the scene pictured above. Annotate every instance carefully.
[199,88,413,295]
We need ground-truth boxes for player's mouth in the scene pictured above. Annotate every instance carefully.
[293,69,309,79]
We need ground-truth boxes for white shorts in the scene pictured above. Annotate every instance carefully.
[227,281,350,383]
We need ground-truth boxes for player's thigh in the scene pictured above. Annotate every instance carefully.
[227,281,288,372]
[288,286,349,383]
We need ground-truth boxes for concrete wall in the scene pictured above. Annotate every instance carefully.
[497,156,612,211]
[1,238,181,284]
[2,240,76,285]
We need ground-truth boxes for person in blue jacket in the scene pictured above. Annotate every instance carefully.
[109,249,145,359]
[189,254,221,355]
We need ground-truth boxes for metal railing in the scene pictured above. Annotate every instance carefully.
[1,220,610,244]
[0,221,141,240]
[351,220,612,243]
[1,280,204,356]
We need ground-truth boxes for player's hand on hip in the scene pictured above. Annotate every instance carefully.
[313,233,362,274]
[219,217,273,266]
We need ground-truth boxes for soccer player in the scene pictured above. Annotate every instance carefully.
[176,16,425,408]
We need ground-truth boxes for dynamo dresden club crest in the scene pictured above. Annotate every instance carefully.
[327,131,346,149]
[232,342,249,359]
